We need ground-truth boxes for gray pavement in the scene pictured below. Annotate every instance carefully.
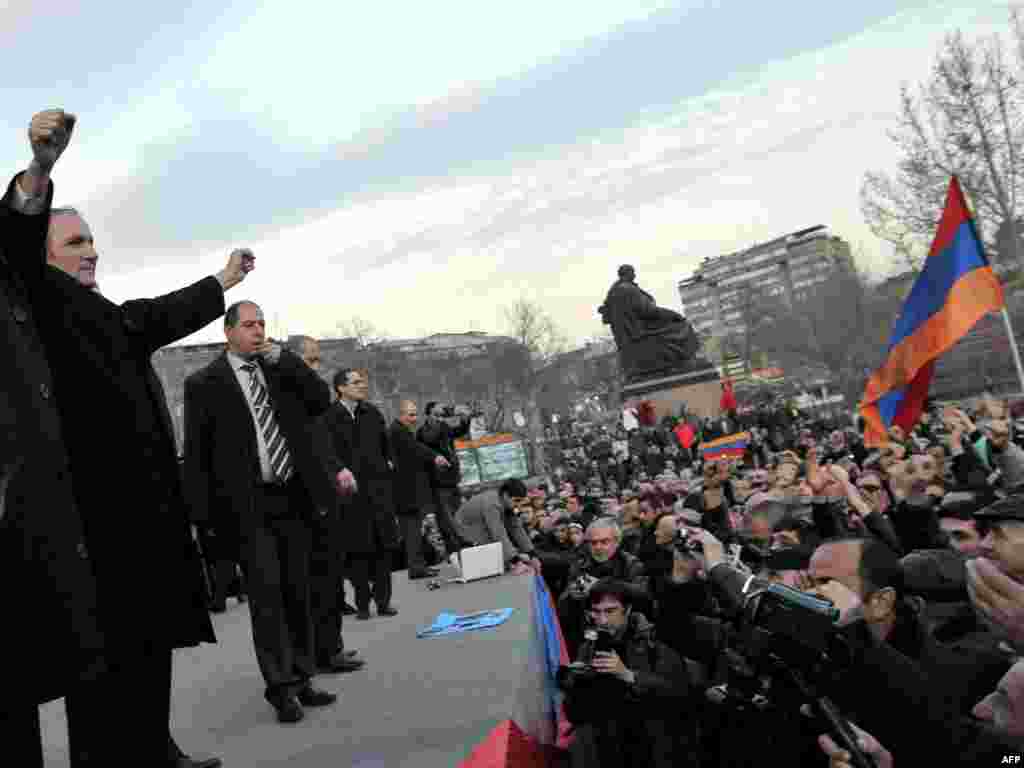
[40,569,543,767]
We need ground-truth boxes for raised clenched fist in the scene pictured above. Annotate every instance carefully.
[29,109,76,172]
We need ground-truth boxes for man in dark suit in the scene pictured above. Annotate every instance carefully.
[183,301,339,723]
[390,400,450,579]
[318,369,400,620]
[43,198,225,767]
[417,402,471,555]
[1,109,236,767]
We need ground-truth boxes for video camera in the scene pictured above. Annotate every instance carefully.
[556,627,617,689]
[703,565,876,768]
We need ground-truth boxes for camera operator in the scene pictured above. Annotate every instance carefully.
[556,579,696,768]
[417,401,472,555]
[642,513,716,670]
[558,518,647,657]
[692,528,961,765]
[804,536,1010,718]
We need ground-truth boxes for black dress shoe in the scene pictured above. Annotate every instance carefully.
[342,602,357,615]
[172,756,223,768]
[318,654,366,673]
[273,696,304,724]
[356,609,371,620]
[378,605,398,617]
[297,686,337,707]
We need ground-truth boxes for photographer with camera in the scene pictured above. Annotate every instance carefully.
[556,579,696,768]
[695,523,1020,765]
[557,518,648,657]
[417,401,473,555]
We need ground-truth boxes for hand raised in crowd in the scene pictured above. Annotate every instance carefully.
[28,109,76,173]
[335,468,358,496]
[967,557,1024,652]
[216,248,255,291]
[818,724,893,768]
[592,650,633,682]
[434,455,451,468]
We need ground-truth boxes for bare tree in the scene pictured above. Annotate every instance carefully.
[501,300,569,474]
[334,316,389,372]
[744,267,904,406]
[861,15,1024,270]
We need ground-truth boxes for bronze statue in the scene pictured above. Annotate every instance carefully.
[598,265,705,383]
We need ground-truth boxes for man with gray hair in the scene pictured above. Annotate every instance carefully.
[558,516,648,656]
[3,109,248,766]
[41,202,233,768]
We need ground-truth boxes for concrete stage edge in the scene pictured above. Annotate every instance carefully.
[40,571,551,767]
[621,364,722,420]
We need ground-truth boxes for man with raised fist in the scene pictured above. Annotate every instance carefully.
[1,109,251,767]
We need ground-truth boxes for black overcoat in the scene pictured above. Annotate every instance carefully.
[318,401,399,553]
[388,419,438,515]
[2,174,219,702]
[0,175,104,705]
[183,350,335,557]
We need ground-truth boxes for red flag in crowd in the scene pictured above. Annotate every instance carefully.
[720,379,737,413]
[674,421,695,450]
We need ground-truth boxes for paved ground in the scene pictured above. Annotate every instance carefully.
[40,569,543,767]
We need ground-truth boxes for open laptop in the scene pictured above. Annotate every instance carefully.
[450,542,504,583]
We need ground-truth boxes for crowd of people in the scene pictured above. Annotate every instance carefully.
[6,109,1024,768]
[466,395,1024,766]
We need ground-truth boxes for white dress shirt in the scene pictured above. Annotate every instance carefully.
[227,350,277,483]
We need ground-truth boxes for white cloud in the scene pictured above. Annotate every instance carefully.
[95,2,1008,352]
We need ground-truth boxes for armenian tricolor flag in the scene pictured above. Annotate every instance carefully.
[860,177,1004,447]
[700,431,750,461]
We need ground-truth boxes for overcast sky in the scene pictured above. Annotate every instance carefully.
[0,1,1010,347]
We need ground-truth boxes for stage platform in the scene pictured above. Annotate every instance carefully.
[40,570,551,767]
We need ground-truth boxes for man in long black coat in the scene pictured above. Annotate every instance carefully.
[1,109,246,766]
[389,400,450,579]
[184,301,341,722]
[318,368,400,620]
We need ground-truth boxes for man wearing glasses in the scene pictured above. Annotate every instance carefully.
[557,579,694,768]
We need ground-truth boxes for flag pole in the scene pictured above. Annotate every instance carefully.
[963,179,1024,396]
[1001,307,1024,395]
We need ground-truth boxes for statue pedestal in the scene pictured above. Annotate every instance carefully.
[621,363,721,421]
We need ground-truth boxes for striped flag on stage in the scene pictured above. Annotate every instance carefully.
[860,177,1004,447]
[533,573,574,750]
[700,431,750,461]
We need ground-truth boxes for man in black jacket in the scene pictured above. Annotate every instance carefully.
[317,369,400,620]
[559,519,648,657]
[417,402,470,554]
[390,400,450,579]
[557,579,695,768]
[3,109,242,766]
[44,199,227,768]
[184,301,340,723]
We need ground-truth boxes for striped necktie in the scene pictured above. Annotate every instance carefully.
[242,362,294,484]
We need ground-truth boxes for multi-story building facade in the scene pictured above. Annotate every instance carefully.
[678,225,854,346]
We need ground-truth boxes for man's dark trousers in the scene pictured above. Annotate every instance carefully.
[239,478,316,704]
[433,487,465,554]
[311,511,346,663]
[348,529,393,611]
[400,509,426,572]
